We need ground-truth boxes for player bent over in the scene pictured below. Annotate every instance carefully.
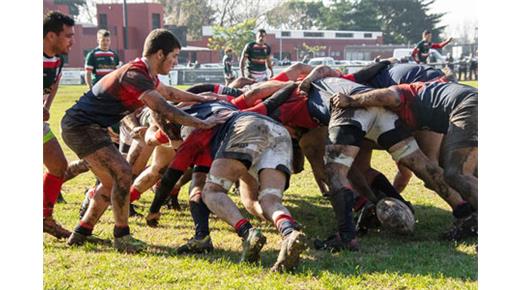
[202,111,306,272]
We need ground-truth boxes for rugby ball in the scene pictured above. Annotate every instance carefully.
[376,197,415,234]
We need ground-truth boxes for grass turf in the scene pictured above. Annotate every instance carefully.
[44,82,477,289]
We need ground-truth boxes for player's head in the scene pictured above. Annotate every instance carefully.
[225,47,233,55]
[422,30,432,42]
[256,29,267,44]
[43,11,75,55]
[97,29,111,50]
[143,29,182,74]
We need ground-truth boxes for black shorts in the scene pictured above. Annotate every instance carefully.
[445,95,478,149]
[61,115,113,159]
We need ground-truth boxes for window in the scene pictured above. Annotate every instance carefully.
[303,32,324,38]
[281,31,291,37]
[152,13,161,29]
[336,32,353,38]
[99,14,107,29]
[364,33,372,38]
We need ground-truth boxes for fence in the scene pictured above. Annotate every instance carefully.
[60,62,449,86]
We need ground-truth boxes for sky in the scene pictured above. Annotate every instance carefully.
[429,0,478,39]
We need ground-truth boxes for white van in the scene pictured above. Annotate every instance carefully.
[308,57,335,66]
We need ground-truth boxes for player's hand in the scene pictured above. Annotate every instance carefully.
[130,126,147,139]
[386,57,399,64]
[298,80,311,95]
[107,127,120,144]
[198,93,219,102]
[199,110,233,129]
[331,92,354,108]
[43,106,50,122]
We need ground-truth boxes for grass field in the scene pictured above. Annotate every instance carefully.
[44,82,477,289]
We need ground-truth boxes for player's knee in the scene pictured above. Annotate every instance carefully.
[444,164,462,186]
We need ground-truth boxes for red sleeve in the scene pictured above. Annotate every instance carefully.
[392,83,425,129]
[411,48,420,63]
[271,71,290,82]
[431,40,450,49]
[340,73,356,82]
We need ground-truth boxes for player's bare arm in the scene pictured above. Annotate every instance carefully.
[239,47,248,77]
[157,82,217,103]
[141,90,228,129]
[331,87,401,109]
[298,65,342,93]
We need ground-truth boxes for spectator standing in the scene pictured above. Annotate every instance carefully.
[239,29,273,82]
[458,55,468,81]
[84,29,120,90]
[223,48,235,86]
[412,30,453,64]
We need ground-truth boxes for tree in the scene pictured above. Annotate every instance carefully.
[373,0,446,44]
[318,0,446,44]
[207,18,256,56]
[159,0,216,39]
[265,0,325,30]
[54,0,86,19]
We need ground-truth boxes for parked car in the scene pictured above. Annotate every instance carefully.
[308,57,335,66]
[199,63,224,69]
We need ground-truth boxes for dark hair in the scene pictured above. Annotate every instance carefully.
[258,29,267,34]
[423,30,431,36]
[43,11,75,38]
[97,29,110,38]
[143,29,181,57]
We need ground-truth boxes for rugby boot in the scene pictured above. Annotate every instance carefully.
[66,231,110,246]
[441,212,478,241]
[314,232,359,253]
[240,228,267,263]
[113,235,147,253]
[270,230,307,272]
[43,217,71,239]
[177,235,214,254]
[355,203,381,235]
[166,195,181,211]
[145,212,161,228]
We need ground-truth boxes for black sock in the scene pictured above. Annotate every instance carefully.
[186,83,216,94]
[236,221,253,239]
[149,168,184,213]
[189,200,211,239]
[113,226,130,238]
[328,187,356,241]
[278,220,295,237]
[453,202,474,219]
[371,173,405,202]
[74,224,93,236]
[263,82,297,115]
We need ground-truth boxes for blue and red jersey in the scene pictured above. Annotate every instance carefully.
[394,82,477,133]
[64,58,159,127]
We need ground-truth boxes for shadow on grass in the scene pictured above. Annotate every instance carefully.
[281,195,477,281]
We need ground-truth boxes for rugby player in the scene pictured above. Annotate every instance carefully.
[239,29,273,82]
[62,29,227,253]
[332,81,478,240]
[84,29,120,89]
[43,11,75,239]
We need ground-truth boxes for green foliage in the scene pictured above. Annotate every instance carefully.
[54,0,86,18]
[45,83,477,289]
[208,19,256,55]
[159,0,216,39]
[318,0,446,44]
[265,0,325,30]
